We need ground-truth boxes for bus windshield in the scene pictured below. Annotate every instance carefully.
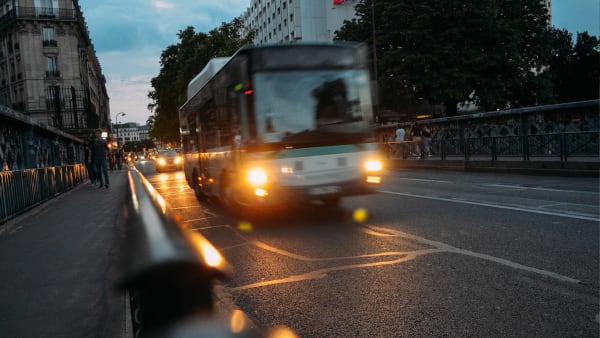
[253,69,373,146]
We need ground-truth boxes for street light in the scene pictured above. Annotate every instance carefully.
[116,112,126,147]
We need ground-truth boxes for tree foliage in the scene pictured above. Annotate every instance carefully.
[335,0,555,115]
[147,18,254,143]
[548,30,600,103]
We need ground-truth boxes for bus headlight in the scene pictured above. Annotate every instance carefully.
[365,159,383,172]
[247,168,268,187]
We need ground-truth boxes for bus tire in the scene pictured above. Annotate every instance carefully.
[219,174,235,209]
[194,172,206,202]
[322,196,340,208]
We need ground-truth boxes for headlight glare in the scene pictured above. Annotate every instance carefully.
[247,168,268,187]
[365,159,383,171]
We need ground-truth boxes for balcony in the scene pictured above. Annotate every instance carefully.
[0,6,78,30]
[43,40,58,47]
[45,70,61,79]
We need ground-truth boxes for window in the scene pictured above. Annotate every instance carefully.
[46,56,59,77]
[290,14,294,22]
[43,27,54,41]
[43,27,56,46]
[47,56,56,71]
[40,0,56,17]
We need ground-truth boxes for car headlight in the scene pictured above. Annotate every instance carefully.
[157,158,166,166]
[247,168,268,187]
[365,159,383,172]
[174,157,182,164]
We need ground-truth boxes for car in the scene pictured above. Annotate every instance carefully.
[155,149,183,172]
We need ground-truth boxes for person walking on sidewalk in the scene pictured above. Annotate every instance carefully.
[91,129,110,189]
[83,136,98,186]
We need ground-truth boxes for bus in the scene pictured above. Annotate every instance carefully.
[179,42,383,211]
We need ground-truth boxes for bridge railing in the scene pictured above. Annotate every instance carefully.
[119,169,259,337]
[385,131,600,162]
[0,164,87,223]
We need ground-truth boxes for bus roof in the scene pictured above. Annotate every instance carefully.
[179,41,366,113]
[186,57,230,102]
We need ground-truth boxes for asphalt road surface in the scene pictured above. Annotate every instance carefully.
[136,160,599,337]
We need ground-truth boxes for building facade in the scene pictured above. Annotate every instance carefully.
[241,0,552,45]
[241,0,359,44]
[0,0,109,138]
[113,122,147,145]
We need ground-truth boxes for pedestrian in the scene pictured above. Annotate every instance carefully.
[422,125,432,158]
[394,125,407,159]
[411,124,422,158]
[83,137,97,185]
[91,128,110,189]
[395,126,406,142]
[116,148,123,170]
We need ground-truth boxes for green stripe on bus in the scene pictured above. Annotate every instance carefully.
[270,143,378,159]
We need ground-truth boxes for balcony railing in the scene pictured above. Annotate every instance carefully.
[0,6,78,29]
[42,39,57,47]
[45,70,61,79]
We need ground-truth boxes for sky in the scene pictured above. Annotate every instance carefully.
[78,0,600,126]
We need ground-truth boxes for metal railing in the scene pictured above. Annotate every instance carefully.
[385,131,599,162]
[0,164,87,223]
[120,169,261,337]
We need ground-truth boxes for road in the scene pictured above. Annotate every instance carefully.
[136,160,599,337]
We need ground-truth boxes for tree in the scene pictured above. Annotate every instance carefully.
[569,32,599,101]
[335,0,553,115]
[148,18,254,143]
[547,30,600,103]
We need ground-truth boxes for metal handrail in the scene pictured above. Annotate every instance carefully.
[383,131,600,162]
[0,164,87,224]
[121,169,247,337]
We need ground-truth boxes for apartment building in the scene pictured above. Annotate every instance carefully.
[241,0,551,45]
[0,0,109,138]
[113,122,148,144]
[241,0,359,44]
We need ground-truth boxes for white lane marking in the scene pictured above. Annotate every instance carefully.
[171,205,202,210]
[230,223,580,291]
[167,196,197,200]
[397,178,454,184]
[380,190,600,222]
[365,225,580,284]
[254,241,422,262]
[485,184,599,195]
[190,224,229,231]
[159,191,194,196]
[184,216,217,223]
[230,249,442,291]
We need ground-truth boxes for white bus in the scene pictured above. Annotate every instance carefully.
[179,42,383,211]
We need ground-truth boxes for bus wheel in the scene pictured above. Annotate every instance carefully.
[322,196,340,208]
[219,176,236,210]
[194,173,206,201]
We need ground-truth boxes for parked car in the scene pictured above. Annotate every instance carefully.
[155,149,183,172]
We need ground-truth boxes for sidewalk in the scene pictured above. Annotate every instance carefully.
[0,170,130,338]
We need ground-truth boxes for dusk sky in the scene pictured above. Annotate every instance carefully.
[78,0,600,125]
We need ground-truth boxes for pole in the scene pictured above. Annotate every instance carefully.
[371,0,379,114]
